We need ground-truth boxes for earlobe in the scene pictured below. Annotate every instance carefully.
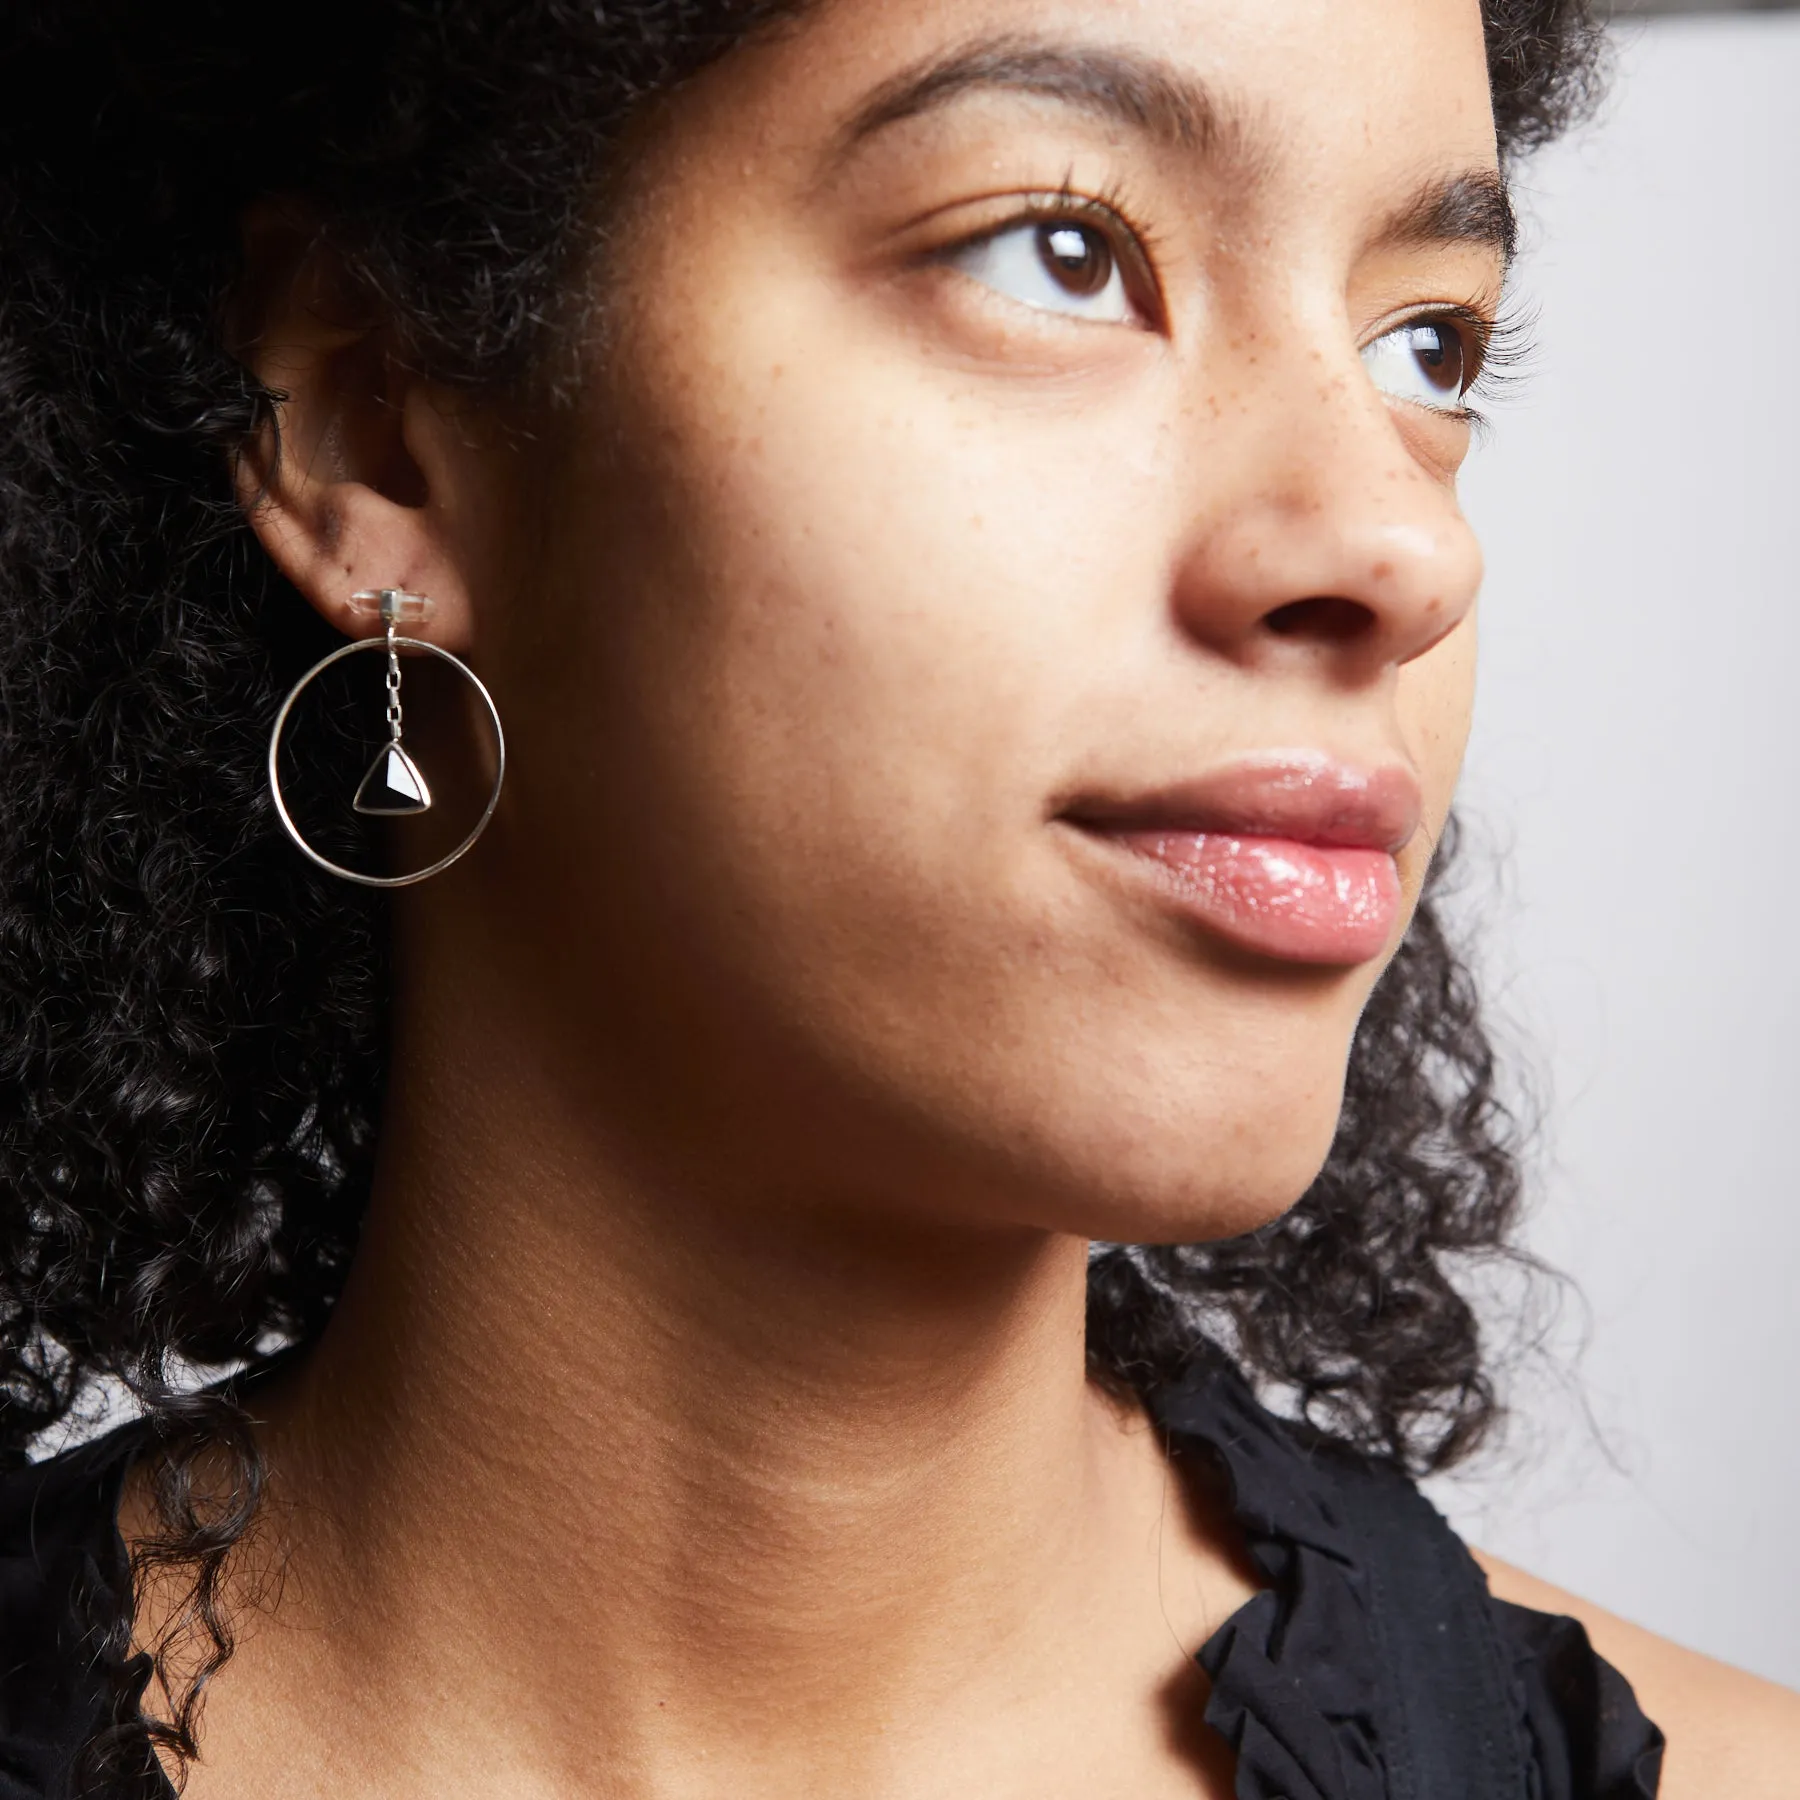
[238,446,478,653]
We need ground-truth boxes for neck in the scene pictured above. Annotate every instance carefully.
[244,941,1213,1794]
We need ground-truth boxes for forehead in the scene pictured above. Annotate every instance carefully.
[777,0,1499,179]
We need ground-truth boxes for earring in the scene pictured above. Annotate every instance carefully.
[267,588,506,888]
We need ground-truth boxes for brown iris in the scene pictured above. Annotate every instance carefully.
[1035,223,1114,299]
[1408,322,1465,399]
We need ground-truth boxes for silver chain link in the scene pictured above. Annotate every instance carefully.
[384,622,403,742]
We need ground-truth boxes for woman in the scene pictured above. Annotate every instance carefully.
[1,0,1794,1794]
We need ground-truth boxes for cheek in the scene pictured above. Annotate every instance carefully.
[556,285,1168,930]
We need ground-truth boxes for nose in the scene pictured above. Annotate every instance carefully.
[1166,351,1484,681]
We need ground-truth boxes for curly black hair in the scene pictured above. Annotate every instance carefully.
[0,0,1602,1790]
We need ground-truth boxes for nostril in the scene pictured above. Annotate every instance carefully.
[1262,595,1376,643]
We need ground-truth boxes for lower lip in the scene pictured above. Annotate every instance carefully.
[1088,829,1402,965]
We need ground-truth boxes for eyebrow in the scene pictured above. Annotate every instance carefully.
[1374,170,1517,268]
[837,36,1232,161]
[835,34,1515,269]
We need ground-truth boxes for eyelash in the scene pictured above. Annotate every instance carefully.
[1427,299,1536,431]
[942,183,1536,427]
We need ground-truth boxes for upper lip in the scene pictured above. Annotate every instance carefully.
[1059,753,1422,854]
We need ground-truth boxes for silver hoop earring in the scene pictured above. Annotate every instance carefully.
[267,588,506,889]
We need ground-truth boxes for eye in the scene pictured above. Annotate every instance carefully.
[1360,318,1476,414]
[946,218,1137,325]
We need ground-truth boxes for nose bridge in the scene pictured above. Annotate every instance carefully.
[1169,313,1483,674]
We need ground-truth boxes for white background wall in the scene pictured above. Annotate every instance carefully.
[1426,14,1800,1688]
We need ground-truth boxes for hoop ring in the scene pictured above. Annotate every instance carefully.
[267,636,506,889]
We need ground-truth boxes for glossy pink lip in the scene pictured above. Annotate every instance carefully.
[1061,755,1421,965]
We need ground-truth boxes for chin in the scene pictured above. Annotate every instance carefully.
[1076,1156,1333,1249]
[1050,1126,1343,1249]
[930,1030,1358,1250]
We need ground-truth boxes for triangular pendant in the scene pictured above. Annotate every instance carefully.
[353,743,433,816]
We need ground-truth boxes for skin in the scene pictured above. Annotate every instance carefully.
[122,0,1799,1794]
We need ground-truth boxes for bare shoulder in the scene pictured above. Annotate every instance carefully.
[1475,1551,1800,1800]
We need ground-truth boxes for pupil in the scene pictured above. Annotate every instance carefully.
[1412,324,1463,393]
[1038,224,1111,297]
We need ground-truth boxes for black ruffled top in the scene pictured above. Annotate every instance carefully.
[2,1363,1664,1799]
[1157,1359,1664,1799]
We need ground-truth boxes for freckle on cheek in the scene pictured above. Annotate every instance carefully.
[1370,561,1393,581]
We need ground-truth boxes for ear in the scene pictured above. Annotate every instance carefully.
[231,204,486,653]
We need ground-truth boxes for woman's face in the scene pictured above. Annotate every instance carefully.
[463,0,1501,1241]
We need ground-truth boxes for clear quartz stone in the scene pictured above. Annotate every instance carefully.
[348,587,436,625]
[353,744,433,816]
